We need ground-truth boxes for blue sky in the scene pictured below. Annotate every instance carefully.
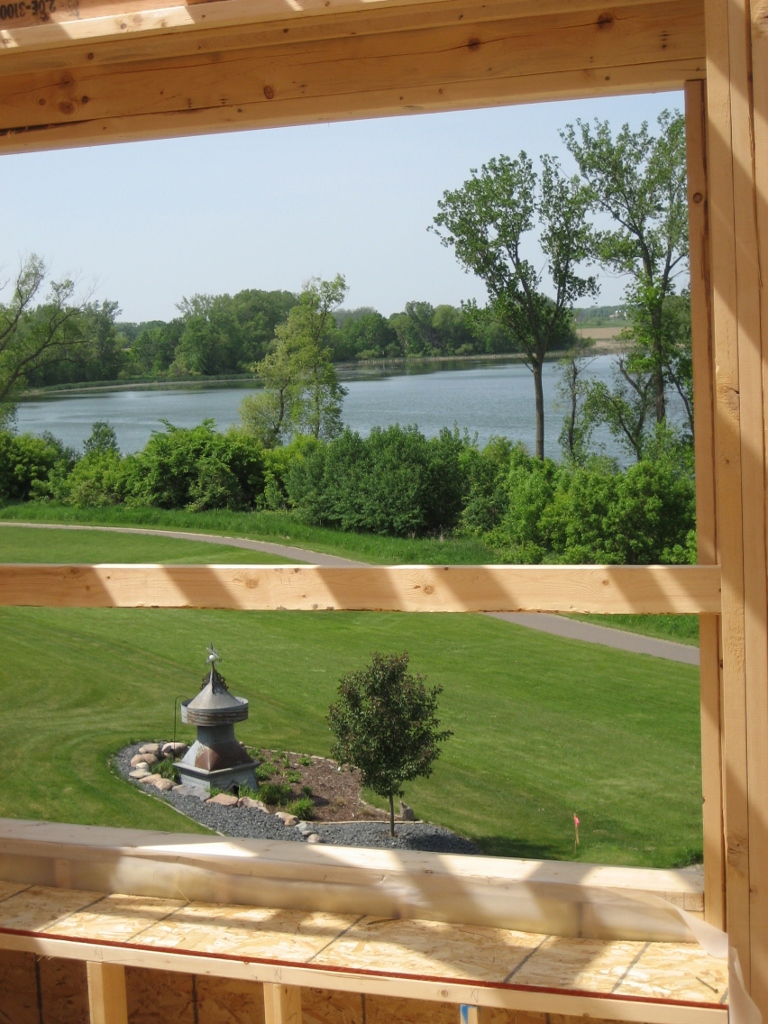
[0,90,682,322]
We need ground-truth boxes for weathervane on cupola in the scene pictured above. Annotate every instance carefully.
[175,643,259,795]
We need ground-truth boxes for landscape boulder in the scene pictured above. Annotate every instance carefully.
[152,778,177,792]
[130,754,150,767]
[129,769,150,779]
[162,742,188,757]
[274,812,299,826]
[172,784,206,800]
[139,775,158,785]
[400,801,415,821]
[139,743,160,755]
[207,793,238,806]
[238,797,268,812]
[306,833,324,844]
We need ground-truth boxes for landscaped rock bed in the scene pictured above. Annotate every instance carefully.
[114,742,480,854]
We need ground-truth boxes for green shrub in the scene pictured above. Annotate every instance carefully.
[286,797,315,820]
[0,430,76,502]
[152,759,180,783]
[255,762,277,781]
[258,781,292,806]
[301,784,313,797]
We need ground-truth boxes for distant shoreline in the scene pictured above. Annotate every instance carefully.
[20,338,624,401]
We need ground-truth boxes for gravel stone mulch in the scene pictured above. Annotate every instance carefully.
[114,743,480,854]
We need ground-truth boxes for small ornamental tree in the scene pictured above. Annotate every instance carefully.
[327,653,452,836]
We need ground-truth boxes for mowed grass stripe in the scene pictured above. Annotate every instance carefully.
[0,525,292,564]
[0,602,702,867]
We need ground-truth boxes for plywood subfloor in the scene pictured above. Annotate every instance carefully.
[0,883,728,1014]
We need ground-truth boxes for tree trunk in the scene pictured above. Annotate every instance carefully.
[533,360,545,459]
[653,365,666,423]
[388,793,395,837]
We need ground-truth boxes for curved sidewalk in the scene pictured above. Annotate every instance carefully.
[0,521,698,664]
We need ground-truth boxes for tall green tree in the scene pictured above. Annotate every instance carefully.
[239,276,348,445]
[433,153,596,458]
[562,111,689,427]
[327,652,452,836]
[0,255,88,420]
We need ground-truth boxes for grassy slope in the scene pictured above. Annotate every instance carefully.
[0,525,291,565]
[0,522,702,866]
[0,503,498,564]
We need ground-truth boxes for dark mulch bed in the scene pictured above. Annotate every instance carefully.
[251,748,389,822]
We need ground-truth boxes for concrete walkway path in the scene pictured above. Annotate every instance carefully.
[1,521,698,664]
[488,612,698,666]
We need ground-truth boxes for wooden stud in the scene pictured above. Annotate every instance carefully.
[684,79,726,931]
[263,983,302,1024]
[703,0,751,983]
[0,563,721,614]
[86,962,128,1024]
[749,0,768,1013]
[704,0,768,1014]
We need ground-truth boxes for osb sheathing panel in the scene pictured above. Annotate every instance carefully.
[125,965,196,1024]
[0,951,87,1024]
[195,975,266,1024]
[0,949,37,1024]
[37,956,88,1024]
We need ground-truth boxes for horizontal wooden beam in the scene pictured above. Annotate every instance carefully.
[0,0,696,59]
[0,563,721,613]
[0,0,704,153]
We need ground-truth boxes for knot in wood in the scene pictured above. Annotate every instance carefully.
[596,12,614,29]
[692,191,703,203]
[263,85,275,100]
[467,37,481,51]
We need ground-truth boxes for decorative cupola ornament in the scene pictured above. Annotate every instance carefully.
[176,644,258,795]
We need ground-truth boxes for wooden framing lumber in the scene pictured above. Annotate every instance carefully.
[0,563,721,613]
[703,0,768,1007]
[0,875,728,1024]
[0,0,702,60]
[748,0,768,1014]
[0,0,705,153]
[685,80,725,931]
[264,983,302,1024]
[86,962,128,1024]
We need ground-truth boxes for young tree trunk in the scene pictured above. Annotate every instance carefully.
[653,365,666,423]
[533,360,545,459]
[388,793,395,837]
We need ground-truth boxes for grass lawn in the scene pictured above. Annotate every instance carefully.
[0,597,702,867]
[0,502,497,564]
[0,525,291,565]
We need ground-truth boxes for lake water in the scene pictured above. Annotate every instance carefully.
[14,355,675,462]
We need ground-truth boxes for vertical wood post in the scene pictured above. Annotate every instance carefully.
[86,962,128,1024]
[263,983,302,1024]
[703,0,768,1013]
[685,78,726,931]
